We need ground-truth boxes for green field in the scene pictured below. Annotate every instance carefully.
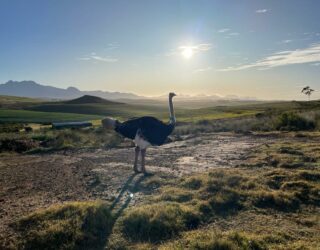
[1,94,320,124]
[0,109,102,123]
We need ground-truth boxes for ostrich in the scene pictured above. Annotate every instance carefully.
[102,92,177,174]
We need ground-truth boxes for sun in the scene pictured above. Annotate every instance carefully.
[181,47,194,59]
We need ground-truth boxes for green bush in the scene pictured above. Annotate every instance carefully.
[15,201,112,250]
[120,203,200,243]
[275,112,315,131]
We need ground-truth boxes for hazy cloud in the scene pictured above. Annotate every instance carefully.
[218,28,230,33]
[193,67,212,74]
[218,43,320,71]
[256,9,268,13]
[77,53,118,63]
[280,39,292,44]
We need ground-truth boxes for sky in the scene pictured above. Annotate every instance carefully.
[0,0,320,100]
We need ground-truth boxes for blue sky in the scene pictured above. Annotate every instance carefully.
[0,0,320,100]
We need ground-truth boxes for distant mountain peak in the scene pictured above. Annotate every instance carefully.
[65,95,121,104]
[66,86,80,91]
[5,80,38,85]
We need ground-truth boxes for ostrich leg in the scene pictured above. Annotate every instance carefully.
[141,149,147,174]
[133,146,140,173]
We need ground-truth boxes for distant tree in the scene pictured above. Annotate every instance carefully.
[301,86,314,101]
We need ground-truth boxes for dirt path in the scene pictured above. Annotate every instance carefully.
[0,132,272,248]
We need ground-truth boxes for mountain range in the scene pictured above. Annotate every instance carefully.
[0,80,258,102]
[0,80,142,100]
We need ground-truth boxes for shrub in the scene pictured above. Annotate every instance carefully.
[0,138,38,153]
[0,123,24,133]
[24,126,33,132]
[298,171,320,182]
[208,189,242,214]
[281,181,319,204]
[158,187,194,203]
[274,112,315,131]
[182,177,203,190]
[252,191,300,211]
[120,203,200,243]
[15,201,112,250]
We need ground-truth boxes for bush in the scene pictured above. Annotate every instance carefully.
[15,201,112,250]
[252,191,300,211]
[208,189,242,214]
[120,203,200,243]
[182,177,203,190]
[298,171,320,182]
[158,187,194,203]
[274,112,315,131]
[0,138,38,153]
[0,123,24,133]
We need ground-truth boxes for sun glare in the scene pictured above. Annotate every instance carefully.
[181,47,194,59]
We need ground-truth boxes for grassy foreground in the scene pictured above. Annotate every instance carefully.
[14,201,112,250]
[11,136,320,250]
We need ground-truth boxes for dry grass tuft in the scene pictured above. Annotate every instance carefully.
[14,201,112,250]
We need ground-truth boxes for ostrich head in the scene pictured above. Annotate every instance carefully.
[169,92,177,98]
[102,117,117,129]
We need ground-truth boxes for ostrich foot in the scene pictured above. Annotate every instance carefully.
[133,165,139,173]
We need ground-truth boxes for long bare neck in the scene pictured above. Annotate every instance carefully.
[169,96,176,125]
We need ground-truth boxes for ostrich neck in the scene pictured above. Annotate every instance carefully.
[169,97,176,125]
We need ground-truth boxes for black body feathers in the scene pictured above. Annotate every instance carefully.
[114,116,175,146]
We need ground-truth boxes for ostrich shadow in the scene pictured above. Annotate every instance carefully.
[111,172,147,219]
[99,172,147,249]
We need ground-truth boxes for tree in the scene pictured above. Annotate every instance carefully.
[301,86,314,101]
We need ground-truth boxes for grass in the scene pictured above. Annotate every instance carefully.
[159,230,267,250]
[14,201,112,250]
[106,167,319,248]
[0,95,43,109]
[26,102,259,123]
[119,203,200,243]
[243,139,320,169]
[10,134,320,249]
[0,109,102,123]
[105,138,320,249]
[3,94,320,127]
[0,127,124,153]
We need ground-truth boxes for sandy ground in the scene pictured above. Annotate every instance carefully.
[0,132,274,247]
